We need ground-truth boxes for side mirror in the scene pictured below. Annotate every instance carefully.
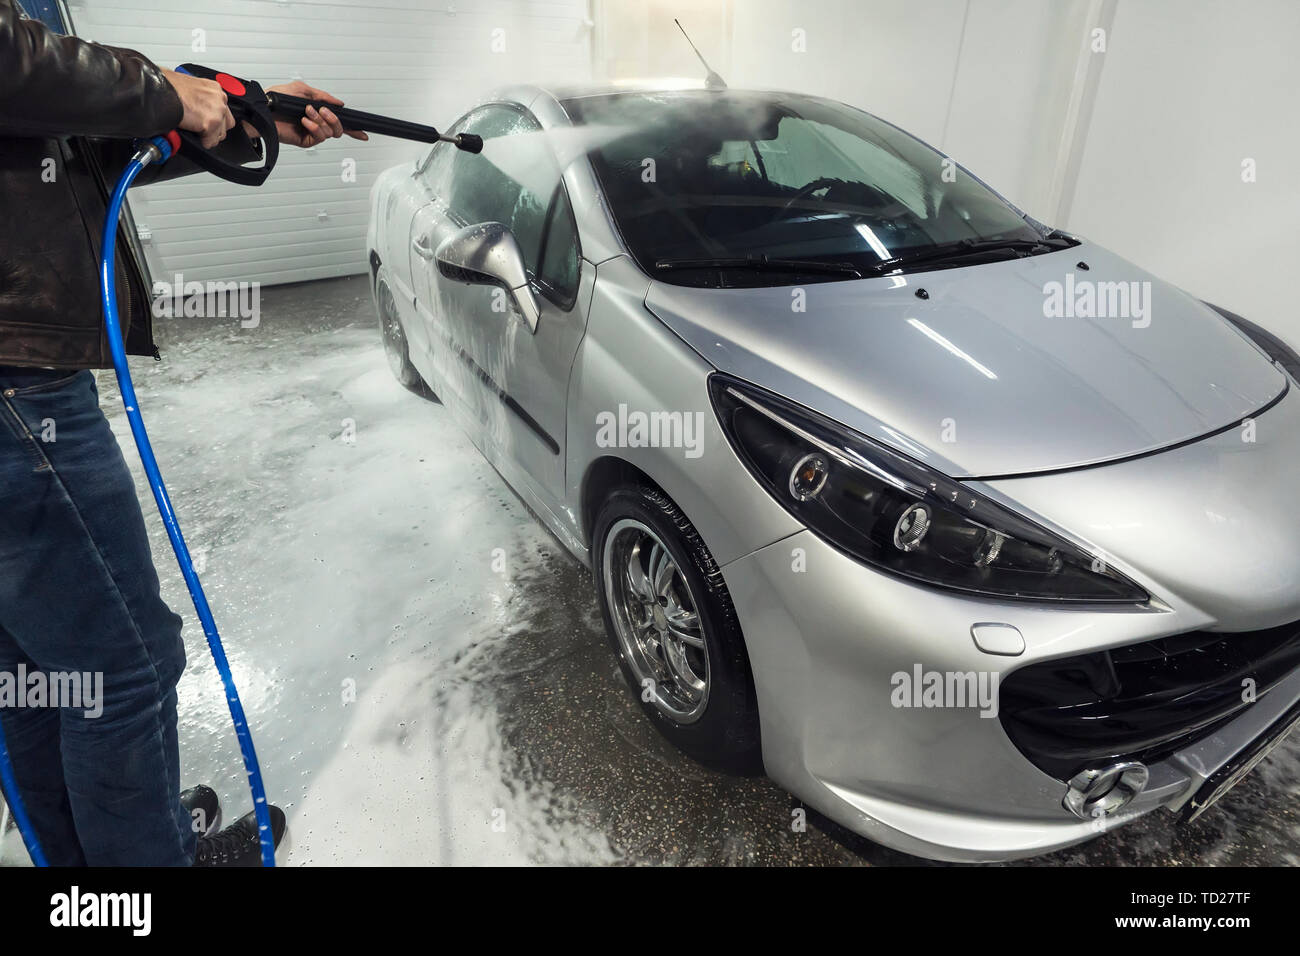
[434,222,540,332]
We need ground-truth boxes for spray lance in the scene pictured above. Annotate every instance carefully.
[0,65,481,870]
[166,64,483,186]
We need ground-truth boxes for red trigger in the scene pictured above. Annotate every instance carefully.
[215,73,246,97]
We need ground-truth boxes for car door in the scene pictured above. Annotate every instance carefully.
[408,125,479,417]
[378,151,439,361]
[483,177,586,503]
[423,104,589,506]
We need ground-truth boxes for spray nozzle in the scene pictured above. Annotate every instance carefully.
[451,133,484,154]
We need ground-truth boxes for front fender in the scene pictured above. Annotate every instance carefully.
[565,256,802,567]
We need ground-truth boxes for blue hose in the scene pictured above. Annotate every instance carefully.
[0,722,48,866]
[0,136,275,867]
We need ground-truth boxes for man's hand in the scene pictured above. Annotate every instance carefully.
[162,68,234,148]
[263,81,369,148]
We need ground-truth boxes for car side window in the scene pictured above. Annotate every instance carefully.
[416,143,451,189]
[536,186,580,308]
[442,104,577,308]
[415,117,466,193]
[444,106,534,230]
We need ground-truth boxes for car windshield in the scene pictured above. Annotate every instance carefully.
[563,90,1056,288]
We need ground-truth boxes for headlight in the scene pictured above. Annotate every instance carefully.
[709,375,1148,603]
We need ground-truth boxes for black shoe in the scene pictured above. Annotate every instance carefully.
[180,786,221,838]
[194,806,287,867]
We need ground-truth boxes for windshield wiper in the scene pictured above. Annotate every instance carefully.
[655,255,862,278]
[866,235,1074,273]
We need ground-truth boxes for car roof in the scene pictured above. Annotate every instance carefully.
[481,82,813,129]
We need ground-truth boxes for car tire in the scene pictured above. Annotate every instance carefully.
[592,483,762,774]
[375,278,428,394]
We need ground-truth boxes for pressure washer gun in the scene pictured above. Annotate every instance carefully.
[145,63,484,185]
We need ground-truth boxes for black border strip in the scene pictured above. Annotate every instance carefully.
[447,338,560,456]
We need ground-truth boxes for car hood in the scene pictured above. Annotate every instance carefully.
[643,242,1286,478]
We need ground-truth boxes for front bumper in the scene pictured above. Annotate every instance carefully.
[719,528,1300,862]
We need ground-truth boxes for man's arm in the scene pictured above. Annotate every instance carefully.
[2,1,360,185]
[0,0,183,138]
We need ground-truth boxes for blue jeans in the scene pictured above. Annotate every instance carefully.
[0,366,194,865]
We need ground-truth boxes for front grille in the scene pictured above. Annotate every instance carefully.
[999,619,1300,781]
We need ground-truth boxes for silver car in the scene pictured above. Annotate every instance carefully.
[366,83,1300,862]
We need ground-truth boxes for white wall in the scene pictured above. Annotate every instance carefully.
[69,0,595,286]
[941,0,1099,223]
[1066,0,1300,345]
[593,0,732,82]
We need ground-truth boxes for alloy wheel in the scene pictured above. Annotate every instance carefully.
[603,518,710,723]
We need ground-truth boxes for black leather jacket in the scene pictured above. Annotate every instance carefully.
[0,0,259,368]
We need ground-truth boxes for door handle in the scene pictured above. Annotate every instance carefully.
[411,236,435,260]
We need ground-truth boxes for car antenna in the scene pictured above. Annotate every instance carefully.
[674,18,727,90]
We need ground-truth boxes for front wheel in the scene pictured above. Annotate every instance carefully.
[592,484,762,773]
